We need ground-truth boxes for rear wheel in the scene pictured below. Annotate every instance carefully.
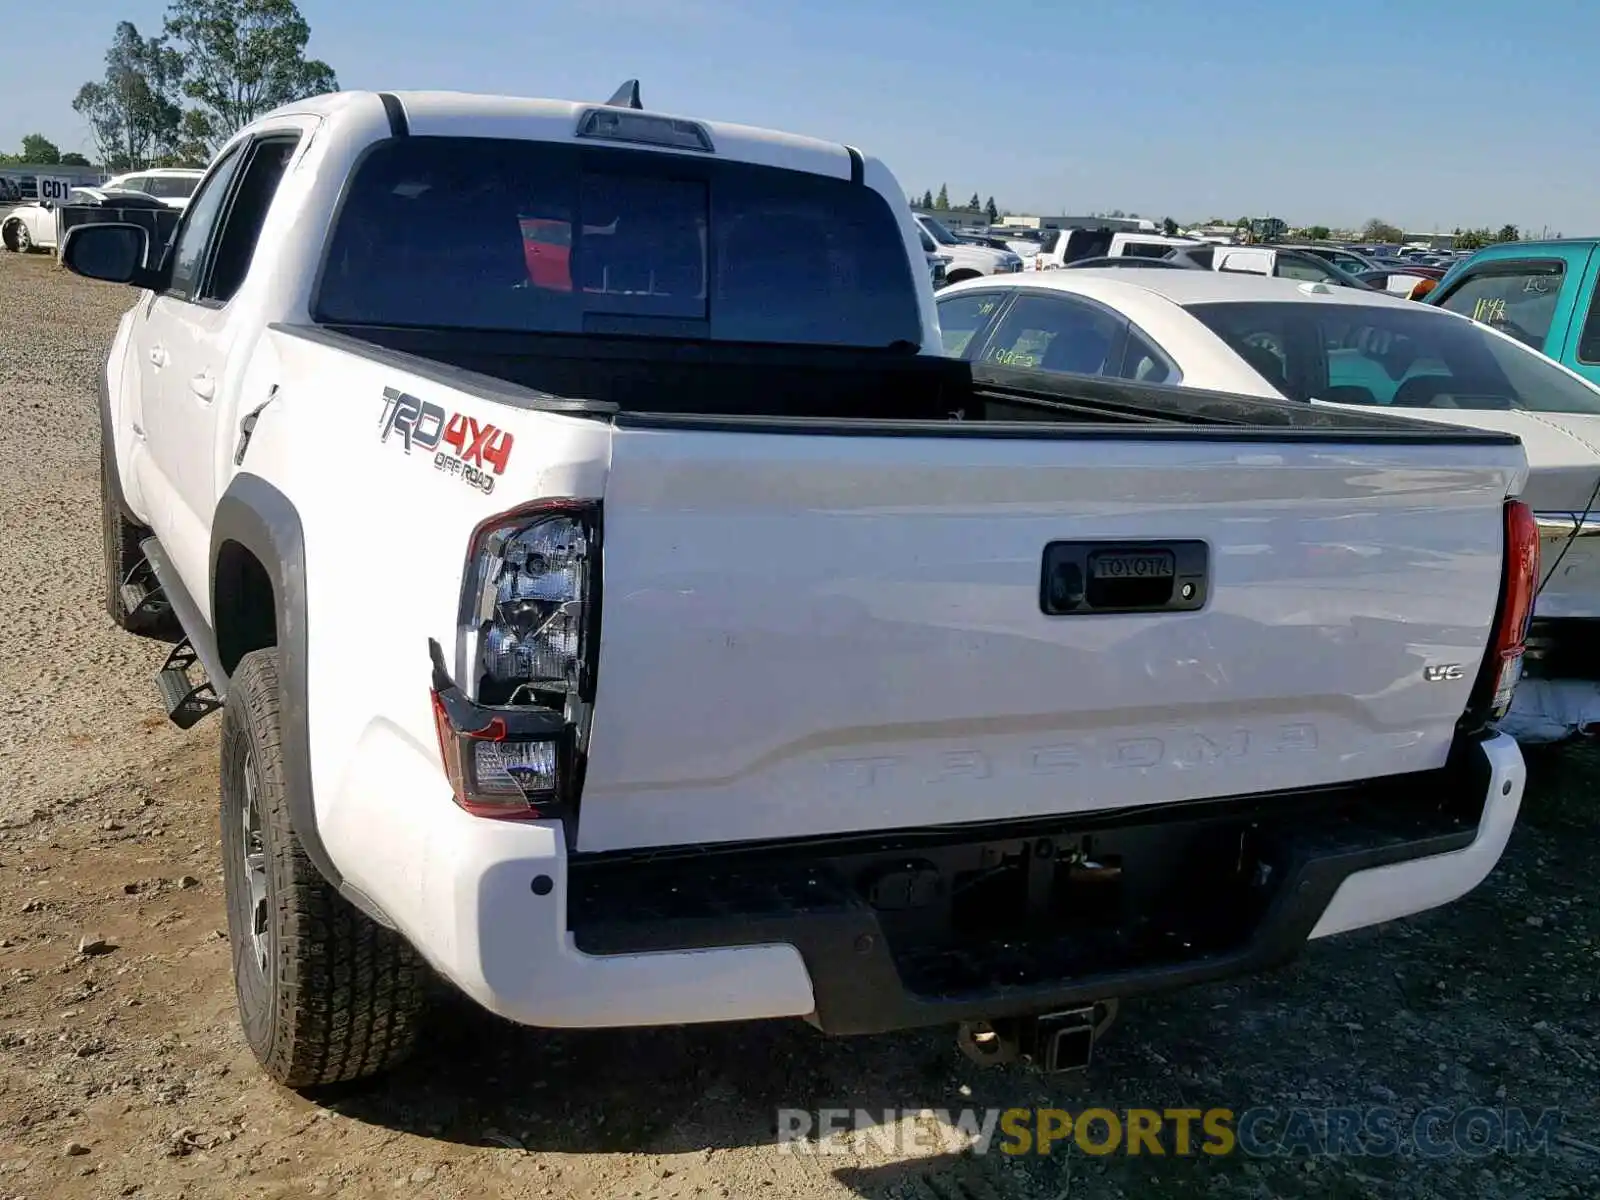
[2,219,26,252]
[221,648,427,1088]
[9,220,31,252]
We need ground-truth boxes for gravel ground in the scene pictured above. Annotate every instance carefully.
[0,250,1597,1200]
[0,252,186,826]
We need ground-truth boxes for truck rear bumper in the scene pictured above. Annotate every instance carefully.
[359,730,1522,1033]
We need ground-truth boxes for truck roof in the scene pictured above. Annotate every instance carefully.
[258,89,867,184]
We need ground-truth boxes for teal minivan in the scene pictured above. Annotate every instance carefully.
[1428,239,1600,385]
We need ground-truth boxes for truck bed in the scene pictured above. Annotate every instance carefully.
[299,323,1512,436]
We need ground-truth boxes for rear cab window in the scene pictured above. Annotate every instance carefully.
[314,137,923,349]
[1433,259,1565,351]
[1274,255,1339,283]
[1324,251,1369,274]
[1216,249,1269,276]
[1119,240,1173,260]
[145,175,200,200]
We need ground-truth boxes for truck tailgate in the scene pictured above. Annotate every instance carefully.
[578,422,1523,852]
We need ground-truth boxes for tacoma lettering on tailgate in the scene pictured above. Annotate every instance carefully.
[827,723,1319,789]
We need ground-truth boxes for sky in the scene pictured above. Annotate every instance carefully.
[4,0,1598,234]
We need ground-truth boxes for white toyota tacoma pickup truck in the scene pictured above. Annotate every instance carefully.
[68,82,1538,1089]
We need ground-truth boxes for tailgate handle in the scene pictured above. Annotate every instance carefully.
[1040,541,1209,616]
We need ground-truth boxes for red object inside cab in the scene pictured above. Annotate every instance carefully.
[519,218,573,292]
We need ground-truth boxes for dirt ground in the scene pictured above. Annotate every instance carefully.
[1,250,1596,1200]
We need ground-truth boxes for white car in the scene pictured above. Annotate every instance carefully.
[914,213,1023,283]
[937,268,1600,742]
[2,168,202,253]
[1023,228,1201,272]
[4,186,142,252]
[100,167,205,207]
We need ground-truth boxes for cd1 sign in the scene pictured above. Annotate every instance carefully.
[36,177,77,204]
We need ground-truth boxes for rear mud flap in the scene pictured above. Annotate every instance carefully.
[1500,678,1600,744]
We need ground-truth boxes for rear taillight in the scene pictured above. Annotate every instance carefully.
[1464,500,1539,730]
[430,500,600,820]
[429,645,568,818]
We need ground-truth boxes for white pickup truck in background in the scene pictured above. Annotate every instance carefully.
[1021,227,1202,272]
[69,81,1533,1089]
[914,212,1023,282]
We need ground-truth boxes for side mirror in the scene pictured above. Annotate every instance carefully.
[60,223,160,289]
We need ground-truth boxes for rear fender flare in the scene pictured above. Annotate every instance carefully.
[209,475,351,900]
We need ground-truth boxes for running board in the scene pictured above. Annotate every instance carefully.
[119,569,172,628]
[137,537,230,725]
[157,641,223,729]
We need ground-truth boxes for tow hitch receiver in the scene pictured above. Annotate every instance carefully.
[156,640,222,730]
[956,1001,1118,1074]
[1036,1007,1099,1073]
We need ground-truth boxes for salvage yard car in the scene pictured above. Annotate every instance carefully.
[2,185,171,253]
[1021,226,1200,271]
[1430,239,1600,384]
[940,268,1598,740]
[71,83,1534,1089]
[98,166,205,208]
[1174,243,1378,290]
[2,169,201,253]
[914,212,1023,282]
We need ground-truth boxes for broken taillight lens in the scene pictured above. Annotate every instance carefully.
[460,502,596,709]
[429,500,600,821]
[430,640,567,819]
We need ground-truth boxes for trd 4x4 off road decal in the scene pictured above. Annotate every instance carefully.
[378,387,514,495]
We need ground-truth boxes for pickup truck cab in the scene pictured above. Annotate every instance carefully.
[1188,244,1375,289]
[68,84,1533,1089]
[100,167,206,208]
[1023,228,1202,272]
[913,212,1023,282]
[1429,240,1600,385]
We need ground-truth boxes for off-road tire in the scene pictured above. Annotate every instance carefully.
[100,428,180,639]
[221,648,426,1088]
